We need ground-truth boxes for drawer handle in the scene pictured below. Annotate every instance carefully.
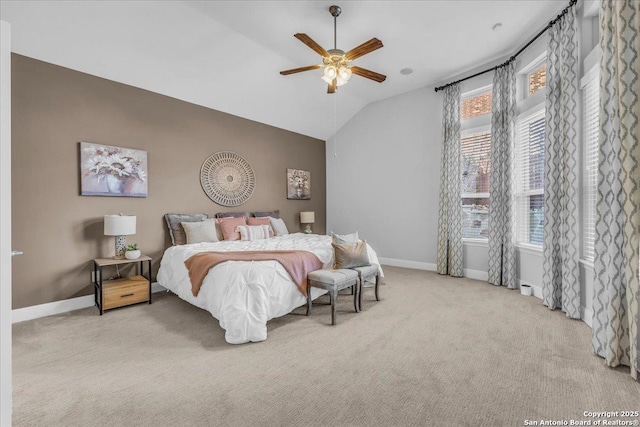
[121,293,134,298]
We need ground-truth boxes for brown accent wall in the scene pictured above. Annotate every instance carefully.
[11,54,326,309]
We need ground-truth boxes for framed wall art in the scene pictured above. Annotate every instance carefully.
[80,142,148,197]
[287,169,311,200]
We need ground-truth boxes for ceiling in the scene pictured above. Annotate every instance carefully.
[0,1,567,140]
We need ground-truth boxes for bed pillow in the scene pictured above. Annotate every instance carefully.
[253,210,280,219]
[181,219,219,244]
[269,217,289,236]
[332,240,370,269]
[331,231,359,244]
[219,216,247,241]
[216,211,251,218]
[247,217,274,236]
[237,225,271,241]
[165,213,209,246]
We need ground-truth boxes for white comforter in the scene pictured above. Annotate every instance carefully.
[157,233,381,344]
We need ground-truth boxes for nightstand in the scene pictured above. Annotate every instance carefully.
[93,256,152,315]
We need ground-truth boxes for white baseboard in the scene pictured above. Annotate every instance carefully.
[12,283,166,324]
[581,306,593,328]
[463,268,488,281]
[378,257,436,272]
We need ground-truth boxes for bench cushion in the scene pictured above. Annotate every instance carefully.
[352,264,379,277]
[308,269,358,285]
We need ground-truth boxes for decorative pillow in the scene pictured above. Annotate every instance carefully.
[269,217,289,236]
[219,216,247,241]
[247,217,274,236]
[164,213,209,246]
[333,240,370,269]
[213,218,224,241]
[253,210,280,219]
[181,219,218,244]
[216,212,251,218]
[331,231,359,244]
[237,225,271,241]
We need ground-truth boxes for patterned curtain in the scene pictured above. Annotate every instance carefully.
[436,84,463,277]
[592,0,640,380]
[488,63,517,288]
[542,4,580,318]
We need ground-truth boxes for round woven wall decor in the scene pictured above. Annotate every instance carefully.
[200,151,255,206]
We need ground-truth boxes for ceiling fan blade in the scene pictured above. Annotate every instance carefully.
[344,38,383,61]
[294,33,330,58]
[280,65,323,75]
[351,66,387,83]
[327,79,337,94]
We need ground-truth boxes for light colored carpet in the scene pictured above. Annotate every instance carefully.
[12,266,640,426]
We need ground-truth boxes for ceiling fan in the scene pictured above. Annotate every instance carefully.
[280,5,386,94]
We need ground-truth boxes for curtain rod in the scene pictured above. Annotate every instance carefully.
[434,0,578,93]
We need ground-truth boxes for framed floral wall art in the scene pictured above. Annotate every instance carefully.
[287,168,311,200]
[80,142,148,197]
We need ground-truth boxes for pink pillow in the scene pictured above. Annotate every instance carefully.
[219,216,247,241]
[247,217,274,237]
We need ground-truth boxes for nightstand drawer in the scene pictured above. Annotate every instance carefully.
[103,275,149,310]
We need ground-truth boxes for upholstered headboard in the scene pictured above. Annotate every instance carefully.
[215,210,280,219]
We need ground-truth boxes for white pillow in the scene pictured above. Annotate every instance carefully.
[237,225,271,241]
[181,219,219,244]
[331,231,359,244]
[269,217,289,236]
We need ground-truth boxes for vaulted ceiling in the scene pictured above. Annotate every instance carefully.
[1,1,567,140]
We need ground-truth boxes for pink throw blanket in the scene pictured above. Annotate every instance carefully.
[184,250,323,297]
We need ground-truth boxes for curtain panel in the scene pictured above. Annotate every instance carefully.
[436,84,463,277]
[592,0,640,379]
[487,63,517,288]
[541,4,581,319]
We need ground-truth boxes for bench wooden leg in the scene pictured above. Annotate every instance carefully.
[354,281,360,313]
[306,282,312,316]
[375,274,380,301]
[331,289,338,325]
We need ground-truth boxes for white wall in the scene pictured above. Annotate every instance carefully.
[326,86,442,270]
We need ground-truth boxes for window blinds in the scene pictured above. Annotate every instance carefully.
[515,110,546,245]
[581,68,599,261]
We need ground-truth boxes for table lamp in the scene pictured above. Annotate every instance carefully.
[104,214,136,259]
[300,211,315,234]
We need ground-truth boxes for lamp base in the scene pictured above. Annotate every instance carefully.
[114,235,127,259]
[303,225,313,234]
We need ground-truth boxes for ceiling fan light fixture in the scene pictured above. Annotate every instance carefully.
[321,75,334,84]
[336,76,347,86]
[338,65,352,81]
[324,65,337,79]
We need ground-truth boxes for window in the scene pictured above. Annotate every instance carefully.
[461,129,491,239]
[515,109,546,246]
[461,90,492,120]
[528,64,547,96]
[581,67,599,261]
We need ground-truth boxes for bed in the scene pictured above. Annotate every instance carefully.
[157,226,382,344]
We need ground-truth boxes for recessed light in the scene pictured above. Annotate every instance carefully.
[400,68,413,75]
[492,22,503,31]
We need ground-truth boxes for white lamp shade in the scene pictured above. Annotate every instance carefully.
[300,211,315,224]
[104,215,136,236]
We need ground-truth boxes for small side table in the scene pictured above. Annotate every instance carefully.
[93,256,152,315]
